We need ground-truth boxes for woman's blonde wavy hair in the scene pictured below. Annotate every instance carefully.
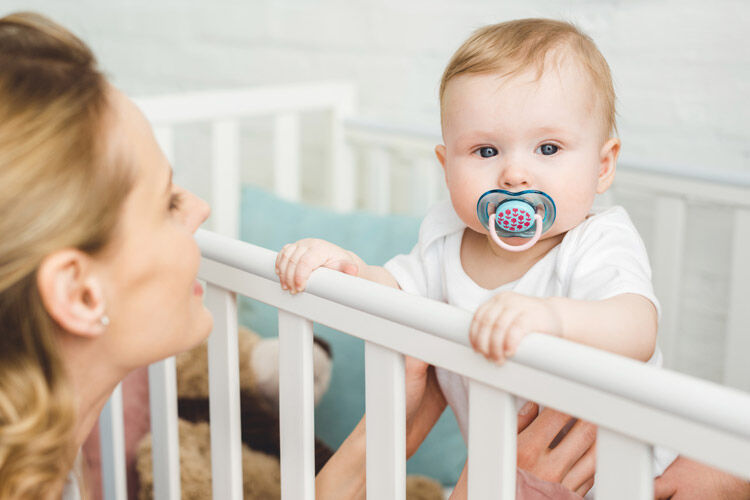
[0,12,133,498]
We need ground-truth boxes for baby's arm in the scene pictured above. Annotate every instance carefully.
[275,238,399,292]
[470,292,657,364]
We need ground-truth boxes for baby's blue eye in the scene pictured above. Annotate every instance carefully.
[537,144,559,155]
[477,146,498,158]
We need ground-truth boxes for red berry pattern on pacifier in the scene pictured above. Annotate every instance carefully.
[495,200,534,232]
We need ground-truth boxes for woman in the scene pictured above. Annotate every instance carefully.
[0,12,211,498]
[0,12,747,500]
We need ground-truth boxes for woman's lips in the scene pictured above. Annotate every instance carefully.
[193,280,203,296]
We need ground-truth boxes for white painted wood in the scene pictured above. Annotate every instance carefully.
[331,95,357,212]
[273,113,301,202]
[211,120,240,239]
[724,208,750,391]
[365,147,391,215]
[148,357,181,500]
[410,158,442,214]
[99,384,127,500]
[278,310,316,500]
[194,234,750,480]
[467,381,516,499]
[365,342,406,500]
[136,82,356,124]
[153,126,175,165]
[205,284,243,500]
[651,196,687,370]
[597,428,653,499]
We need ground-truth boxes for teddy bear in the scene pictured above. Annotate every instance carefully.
[135,326,445,500]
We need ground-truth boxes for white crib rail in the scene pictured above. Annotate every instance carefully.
[193,229,750,499]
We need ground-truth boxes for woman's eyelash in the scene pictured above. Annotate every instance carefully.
[169,192,183,211]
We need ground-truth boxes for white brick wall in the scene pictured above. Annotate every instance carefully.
[3,0,748,174]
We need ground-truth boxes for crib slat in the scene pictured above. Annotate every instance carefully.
[331,93,356,212]
[148,357,181,500]
[597,428,653,499]
[724,208,750,391]
[365,342,406,500]
[410,158,441,215]
[99,383,127,500]
[278,311,316,500]
[273,113,301,202]
[467,381,516,499]
[365,147,391,215]
[651,196,686,370]
[205,284,243,499]
[211,120,240,239]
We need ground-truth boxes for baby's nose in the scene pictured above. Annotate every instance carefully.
[498,163,531,190]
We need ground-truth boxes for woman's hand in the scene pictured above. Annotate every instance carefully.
[654,456,750,499]
[404,356,447,458]
[516,403,597,497]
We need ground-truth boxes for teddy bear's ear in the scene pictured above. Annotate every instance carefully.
[249,335,333,414]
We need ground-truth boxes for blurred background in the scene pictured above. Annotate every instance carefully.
[2,0,748,173]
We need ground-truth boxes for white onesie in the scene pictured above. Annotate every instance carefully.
[384,200,677,478]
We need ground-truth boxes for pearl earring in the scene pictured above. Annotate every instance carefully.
[100,314,110,327]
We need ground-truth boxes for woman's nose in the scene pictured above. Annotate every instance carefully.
[186,192,211,232]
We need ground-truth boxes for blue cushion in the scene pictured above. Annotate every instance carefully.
[237,185,465,485]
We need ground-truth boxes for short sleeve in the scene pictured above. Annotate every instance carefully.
[384,244,430,297]
[383,201,461,302]
[562,207,661,318]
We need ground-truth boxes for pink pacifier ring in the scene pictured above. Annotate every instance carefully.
[489,213,543,252]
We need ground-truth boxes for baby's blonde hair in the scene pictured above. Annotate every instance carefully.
[0,12,133,498]
[440,18,616,138]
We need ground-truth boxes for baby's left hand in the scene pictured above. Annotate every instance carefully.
[469,291,562,364]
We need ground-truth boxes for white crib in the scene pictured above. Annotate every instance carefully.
[96,82,750,499]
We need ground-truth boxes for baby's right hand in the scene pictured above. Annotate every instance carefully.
[275,239,362,293]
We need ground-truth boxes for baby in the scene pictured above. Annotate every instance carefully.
[276,18,675,482]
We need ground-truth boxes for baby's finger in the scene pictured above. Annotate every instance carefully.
[469,302,495,348]
[503,323,526,358]
[329,259,359,276]
[293,250,323,291]
[473,307,503,358]
[276,244,297,289]
[489,310,521,361]
[284,245,310,293]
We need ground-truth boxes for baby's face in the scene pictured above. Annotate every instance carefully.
[437,61,616,242]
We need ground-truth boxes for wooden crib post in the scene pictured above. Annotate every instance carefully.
[365,342,406,500]
[596,428,653,499]
[205,284,243,499]
[99,383,127,500]
[467,381,517,499]
[278,310,316,500]
[148,357,181,500]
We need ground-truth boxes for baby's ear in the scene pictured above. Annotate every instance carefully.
[434,144,447,171]
[596,138,620,194]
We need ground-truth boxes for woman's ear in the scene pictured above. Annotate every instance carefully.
[435,144,447,172]
[37,249,108,338]
[596,138,621,194]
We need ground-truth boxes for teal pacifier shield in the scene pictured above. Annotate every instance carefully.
[476,189,556,238]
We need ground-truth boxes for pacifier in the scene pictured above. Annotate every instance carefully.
[476,189,556,252]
